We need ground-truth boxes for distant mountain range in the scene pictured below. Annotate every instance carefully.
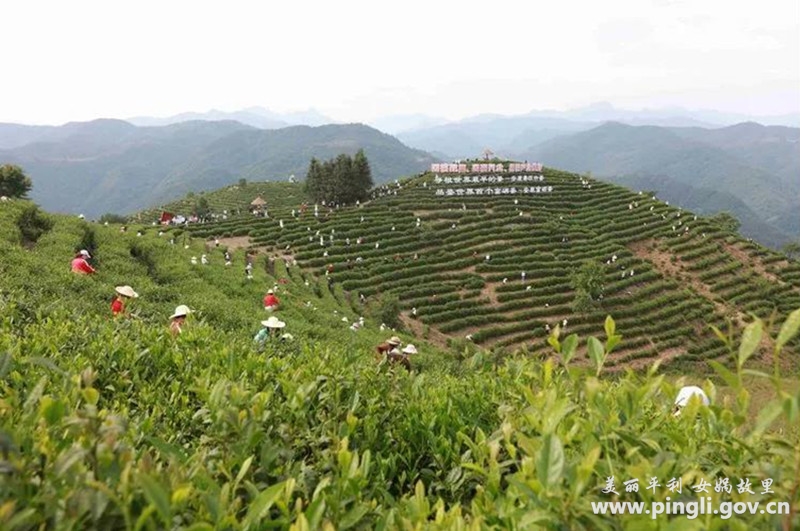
[126,106,335,129]
[520,122,800,248]
[2,101,798,247]
[396,102,800,159]
[0,119,435,218]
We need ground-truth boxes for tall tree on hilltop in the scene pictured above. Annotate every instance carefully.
[304,152,374,205]
[352,149,374,202]
[332,153,353,204]
[305,157,323,200]
[0,164,33,198]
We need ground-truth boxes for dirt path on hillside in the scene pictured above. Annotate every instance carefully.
[400,312,450,348]
[214,236,267,254]
[480,282,499,306]
[214,236,255,252]
[724,242,796,292]
[627,238,742,323]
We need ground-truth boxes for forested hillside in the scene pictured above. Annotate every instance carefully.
[522,122,800,248]
[0,120,435,218]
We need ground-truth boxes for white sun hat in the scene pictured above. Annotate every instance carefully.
[402,344,418,355]
[79,249,91,258]
[169,305,192,320]
[674,386,710,408]
[261,316,286,329]
[114,285,139,298]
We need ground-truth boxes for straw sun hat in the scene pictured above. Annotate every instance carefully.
[261,316,286,329]
[169,305,192,320]
[387,336,402,346]
[114,285,139,298]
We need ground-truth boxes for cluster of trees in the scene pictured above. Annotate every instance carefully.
[305,150,373,204]
[0,164,32,198]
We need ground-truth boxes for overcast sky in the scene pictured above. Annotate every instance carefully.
[1,0,798,125]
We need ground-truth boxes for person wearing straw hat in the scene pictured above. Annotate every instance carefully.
[111,285,138,317]
[386,343,413,371]
[169,305,192,336]
[375,336,402,360]
[401,344,418,356]
[673,385,710,416]
[71,249,96,275]
[254,316,286,343]
[263,289,280,311]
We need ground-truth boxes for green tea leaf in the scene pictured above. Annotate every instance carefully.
[339,503,370,530]
[82,388,99,406]
[561,334,578,365]
[753,399,783,435]
[537,434,564,491]
[738,319,762,368]
[587,337,605,376]
[709,360,739,390]
[709,324,729,346]
[775,308,800,353]
[243,481,285,529]
[604,315,615,338]
[137,474,172,525]
[235,456,254,487]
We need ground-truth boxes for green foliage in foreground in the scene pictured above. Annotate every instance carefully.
[0,199,798,529]
[1,307,798,529]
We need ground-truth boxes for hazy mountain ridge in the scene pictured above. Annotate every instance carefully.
[127,106,334,129]
[0,120,436,218]
[392,102,799,160]
[520,122,800,247]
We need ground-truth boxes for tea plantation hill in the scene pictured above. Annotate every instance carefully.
[1,197,799,527]
[134,181,308,225]
[175,166,800,372]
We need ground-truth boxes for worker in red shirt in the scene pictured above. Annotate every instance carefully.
[263,289,279,311]
[71,250,96,274]
[111,285,138,317]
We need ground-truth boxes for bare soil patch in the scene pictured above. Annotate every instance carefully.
[212,236,255,252]
[627,238,740,322]
[400,312,450,349]
[724,242,796,292]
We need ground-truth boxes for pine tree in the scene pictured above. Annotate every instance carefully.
[352,149,373,203]
[305,158,322,200]
[332,153,353,204]
[304,151,374,204]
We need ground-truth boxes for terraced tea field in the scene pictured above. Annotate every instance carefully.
[134,181,309,224]
[182,168,800,370]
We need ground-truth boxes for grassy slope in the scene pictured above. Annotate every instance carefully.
[1,195,799,529]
